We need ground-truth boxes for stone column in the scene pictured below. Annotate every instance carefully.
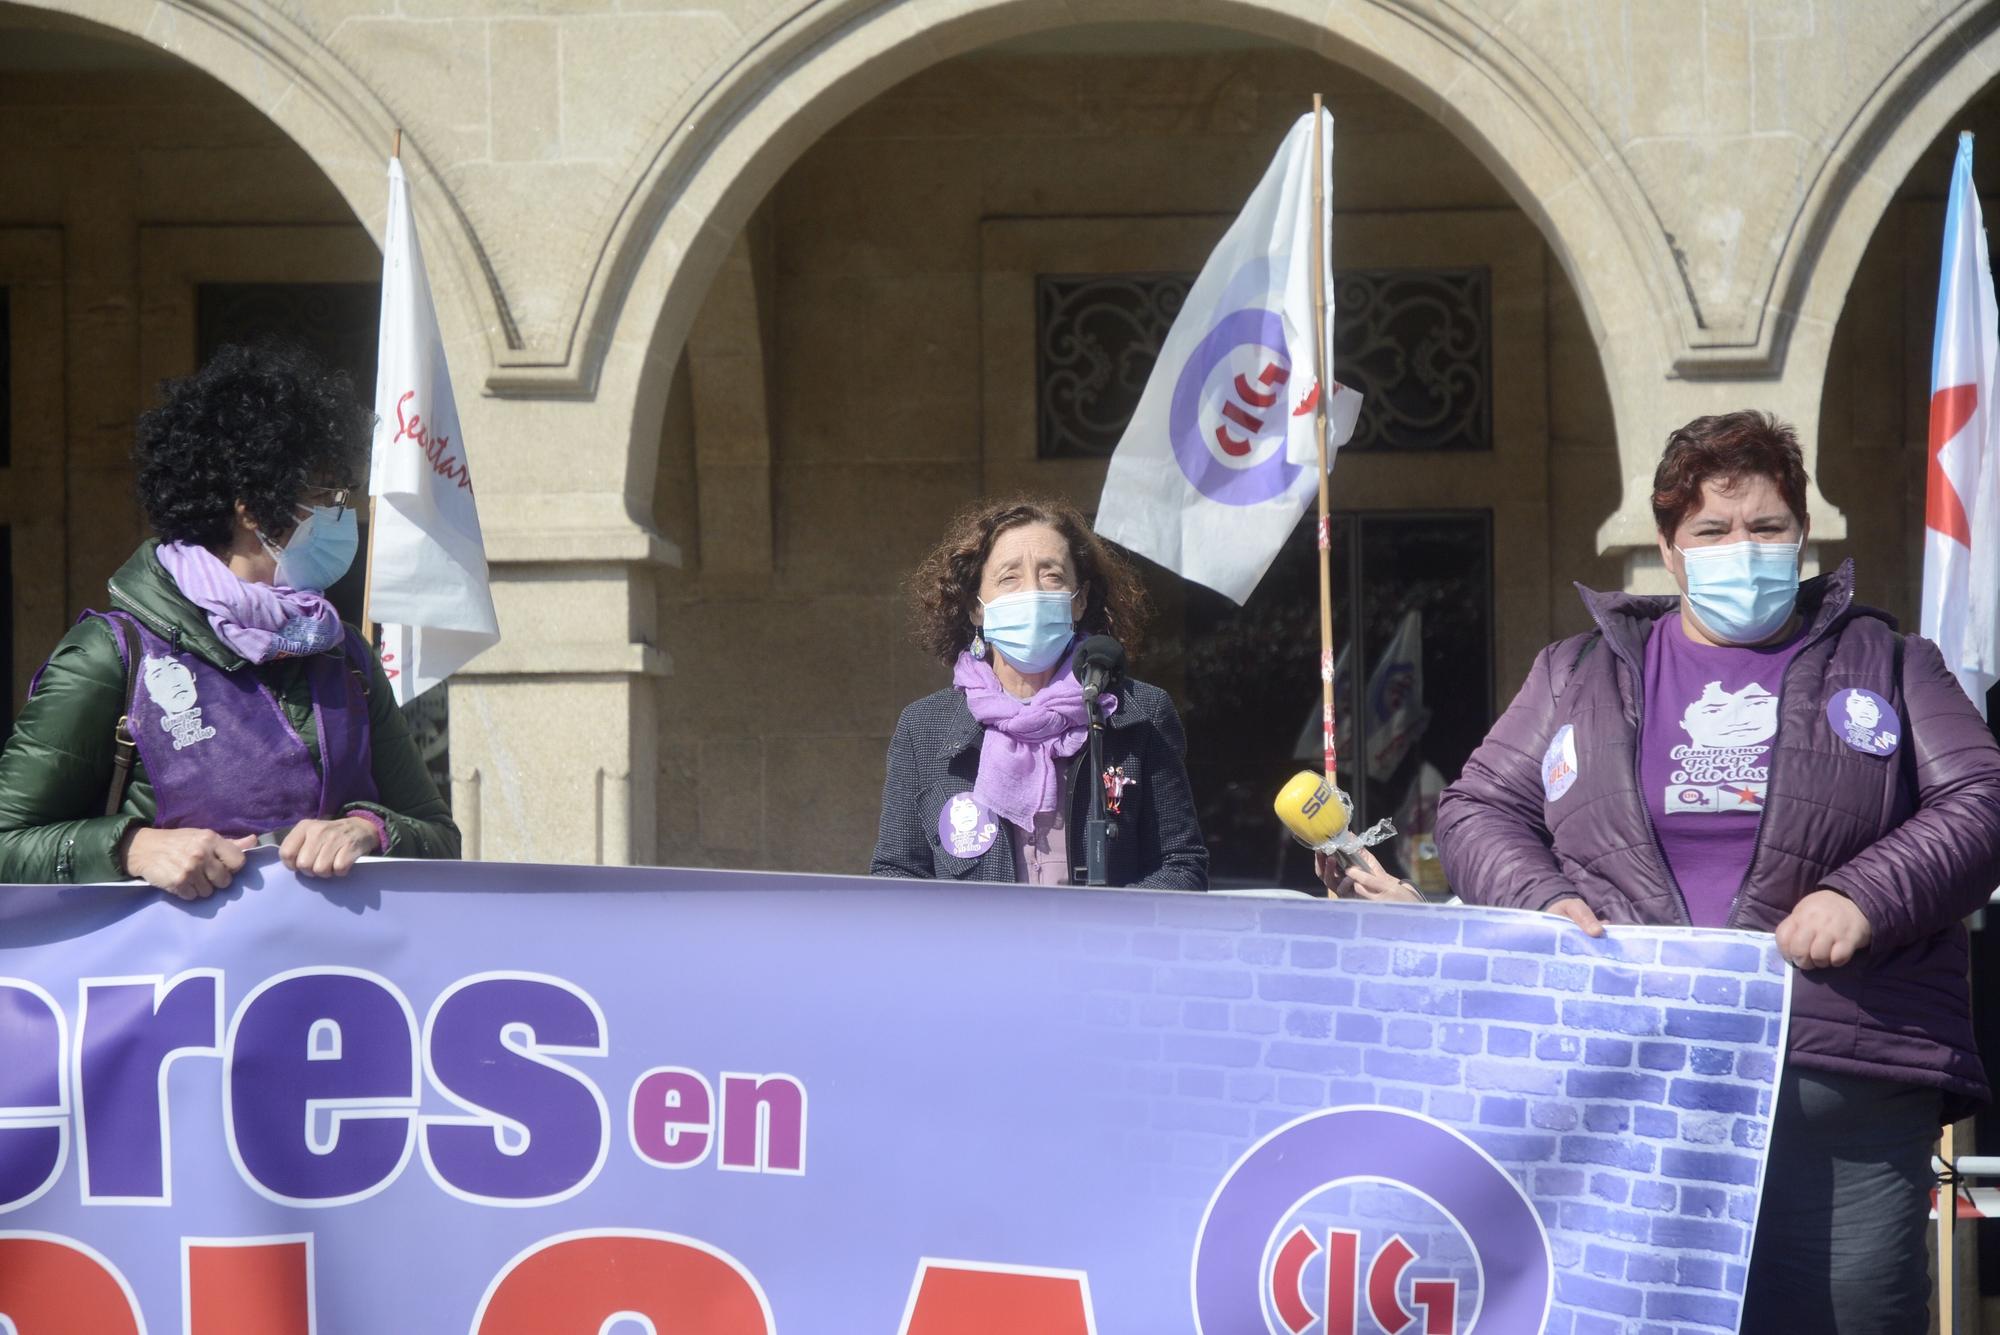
[442,394,679,867]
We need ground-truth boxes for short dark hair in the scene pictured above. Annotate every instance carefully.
[1651,410,1810,536]
[907,493,1150,665]
[133,341,374,549]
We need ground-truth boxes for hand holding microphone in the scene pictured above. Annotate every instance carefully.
[1273,770,1406,899]
[1316,845,1422,902]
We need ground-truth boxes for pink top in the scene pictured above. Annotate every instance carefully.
[1009,807,1072,885]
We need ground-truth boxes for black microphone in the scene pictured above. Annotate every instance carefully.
[1073,635,1127,704]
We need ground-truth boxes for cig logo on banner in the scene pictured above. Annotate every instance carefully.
[1191,1107,1554,1335]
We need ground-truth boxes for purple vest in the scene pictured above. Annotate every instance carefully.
[93,612,378,835]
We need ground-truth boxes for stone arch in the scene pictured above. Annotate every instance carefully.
[9,0,501,362]
[593,0,1672,524]
[1730,1,2000,384]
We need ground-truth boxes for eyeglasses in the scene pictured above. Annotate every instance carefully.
[299,486,355,519]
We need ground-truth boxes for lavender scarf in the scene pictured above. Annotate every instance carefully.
[155,542,345,664]
[955,647,1115,830]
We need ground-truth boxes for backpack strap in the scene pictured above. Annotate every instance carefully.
[339,626,374,697]
[97,614,144,817]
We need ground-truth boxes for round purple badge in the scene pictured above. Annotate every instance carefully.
[1827,687,1901,756]
[1167,308,1308,507]
[938,793,998,859]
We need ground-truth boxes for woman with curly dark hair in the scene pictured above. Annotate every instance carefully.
[0,342,458,895]
[871,495,1206,889]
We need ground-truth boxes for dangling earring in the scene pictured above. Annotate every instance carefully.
[970,631,986,658]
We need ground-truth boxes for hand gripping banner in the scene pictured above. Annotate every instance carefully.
[0,854,1789,1333]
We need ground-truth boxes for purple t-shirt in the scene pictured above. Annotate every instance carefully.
[1639,618,1805,926]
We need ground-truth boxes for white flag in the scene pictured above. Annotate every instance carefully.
[368,156,500,706]
[1096,110,1361,604]
[1922,134,2000,717]
[1363,608,1430,781]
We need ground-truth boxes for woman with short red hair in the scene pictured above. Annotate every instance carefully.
[1436,410,2000,1333]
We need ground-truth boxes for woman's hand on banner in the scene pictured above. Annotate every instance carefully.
[1543,895,1605,937]
[119,827,257,899]
[1774,889,1872,970]
[281,817,381,878]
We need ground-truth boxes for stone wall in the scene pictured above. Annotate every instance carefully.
[0,40,359,715]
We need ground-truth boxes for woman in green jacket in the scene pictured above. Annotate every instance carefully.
[0,342,459,897]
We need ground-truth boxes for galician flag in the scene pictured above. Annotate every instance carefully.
[1922,132,2000,717]
[368,155,501,706]
[1096,109,1361,604]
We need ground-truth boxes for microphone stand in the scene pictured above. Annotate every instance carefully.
[1083,685,1111,887]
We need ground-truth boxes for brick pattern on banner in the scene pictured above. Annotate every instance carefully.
[1051,896,1785,1334]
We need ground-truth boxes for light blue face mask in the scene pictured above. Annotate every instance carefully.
[261,505,360,592]
[978,590,1078,673]
[1677,539,1802,644]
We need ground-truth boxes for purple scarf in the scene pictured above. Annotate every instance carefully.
[155,542,345,664]
[955,648,1115,830]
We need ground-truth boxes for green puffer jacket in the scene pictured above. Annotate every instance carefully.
[0,541,460,883]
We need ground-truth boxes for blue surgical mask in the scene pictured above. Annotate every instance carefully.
[978,590,1077,673]
[261,505,359,592]
[1676,539,1802,644]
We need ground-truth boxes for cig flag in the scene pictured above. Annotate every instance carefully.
[1922,131,2000,717]
[1096,109,1362,604]
[368,155,500,705]
[1364,607,1430,781]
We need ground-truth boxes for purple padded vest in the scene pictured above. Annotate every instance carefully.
[92,611,378,836]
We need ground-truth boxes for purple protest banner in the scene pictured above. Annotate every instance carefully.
[0,852,1788,1333]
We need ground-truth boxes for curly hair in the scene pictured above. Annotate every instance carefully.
[1651,410,1809,536]
[133,341,374,549]
[907,493,1151,665]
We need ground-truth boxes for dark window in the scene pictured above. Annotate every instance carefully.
[1176,510,1493,891]
[196,282,381,391]
[195,281,450,804]
[1,286,12,470]
[1036,267,1491,459]
[1332,268,1490,453]
[1038,273,1192,460]
[0,525,11,736]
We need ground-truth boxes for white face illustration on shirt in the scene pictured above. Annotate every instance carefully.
[142,656,198,716]
[1844,690,1881,730]
[949,795,979,835]
[1679,680,1779,750]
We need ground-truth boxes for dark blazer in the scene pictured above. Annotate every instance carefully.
[871,678,1208,890]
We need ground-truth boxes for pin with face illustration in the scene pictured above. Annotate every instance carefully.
[1827,688,1900,756]
[938,793,998,858]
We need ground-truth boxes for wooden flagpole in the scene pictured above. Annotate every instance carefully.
[1308,95,1337,785]
[360,127,401,653]
[1940,1120,1956,1333]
